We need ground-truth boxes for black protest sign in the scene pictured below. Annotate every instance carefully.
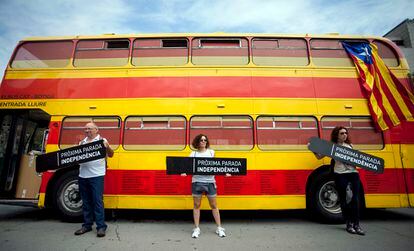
[36,140,107,172]
[166,157,194,174]
[167,157,247,175]
[308,137,384,174]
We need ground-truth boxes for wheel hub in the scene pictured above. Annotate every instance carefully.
[319,181,341,214]
[61,181,82,212]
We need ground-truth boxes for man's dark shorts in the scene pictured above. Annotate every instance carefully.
[192,182,217,198]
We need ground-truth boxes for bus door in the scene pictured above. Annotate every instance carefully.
[0,110,50,199]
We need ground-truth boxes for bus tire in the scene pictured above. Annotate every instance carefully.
[52,169,83,222]
[307,171,343,223]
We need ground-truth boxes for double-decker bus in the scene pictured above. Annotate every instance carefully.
[0,33,413,222]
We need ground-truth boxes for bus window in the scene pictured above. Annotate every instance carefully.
[257,116,318,150]
[132,38,188,66]
[191,38,249,65]
[372,40,399,67]
[60,117,121,149]
[123,116,186,150]
[11,41,73,68]
[310,39,356,67]
[252,38,309,66]
[30,128,48,153]
[74,39,130,67]
[321,116,384,150]
[190,116,253,150]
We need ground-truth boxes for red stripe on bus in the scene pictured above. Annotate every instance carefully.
[1,77,368,99]
[40,169,413,195]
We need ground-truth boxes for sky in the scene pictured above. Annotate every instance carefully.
[0,0,413,79]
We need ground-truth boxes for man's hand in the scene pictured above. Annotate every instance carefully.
[104,140,114,158]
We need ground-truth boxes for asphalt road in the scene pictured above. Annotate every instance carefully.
[0,205,413,250]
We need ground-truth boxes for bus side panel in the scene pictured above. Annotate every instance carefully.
[400,122,414,207]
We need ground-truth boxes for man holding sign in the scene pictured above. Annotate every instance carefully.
[310,126,365,236]
[74,122,114,238]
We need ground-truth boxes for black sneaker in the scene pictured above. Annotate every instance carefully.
[346,222,356,234]
[97,228,106,237]
[74,227,92,235]
[354,225,365,236]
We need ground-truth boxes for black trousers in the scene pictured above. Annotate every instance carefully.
[334,172,361,223]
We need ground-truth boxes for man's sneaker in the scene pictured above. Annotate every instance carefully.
[192,227,201,238]
[216,226,226,237]
[74,227,92,235]
[97,228,106,237]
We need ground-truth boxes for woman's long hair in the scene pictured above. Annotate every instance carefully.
[330,126,352,144]
[191,134,210,150]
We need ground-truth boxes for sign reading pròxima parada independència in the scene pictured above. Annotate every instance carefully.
[36,140,106,172]
[308,137,384,174]
[166,157,247,175]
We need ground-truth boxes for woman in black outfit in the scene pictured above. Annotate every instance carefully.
[331,126,365,235]
[313,126,365,235]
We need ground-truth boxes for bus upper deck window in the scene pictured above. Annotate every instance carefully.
[252,38,309,66]
[199,39,241,48]
[310,39,358,67]
[192,38,249,65]
[132,38,188,66]
[11,41,73,69]
[106,40,130,49]
[74,39,130,67]
[372,40,399,67]
[162,39,188,48]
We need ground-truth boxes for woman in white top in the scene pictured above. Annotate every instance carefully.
[329,126,365,235]
[182,134,226,238]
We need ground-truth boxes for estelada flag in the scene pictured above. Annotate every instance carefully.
[342,42,414,131]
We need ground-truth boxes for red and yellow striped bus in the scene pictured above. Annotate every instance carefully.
[0,33,413,222]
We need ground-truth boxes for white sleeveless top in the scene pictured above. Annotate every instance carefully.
[190,149,215,183]
[78,135,108,178]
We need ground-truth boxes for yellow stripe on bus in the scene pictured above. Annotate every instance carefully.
[103,194,411,210]
[5,67,409,79]
[103,195,306,210]
[0,97,372,116]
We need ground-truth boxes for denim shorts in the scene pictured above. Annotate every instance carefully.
[192,182,217,197]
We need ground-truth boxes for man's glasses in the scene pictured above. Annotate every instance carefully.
[199,139,207,142]
[339,132,348,135]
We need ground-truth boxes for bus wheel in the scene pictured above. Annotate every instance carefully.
[52,170,83,222]
[307,171,343,223]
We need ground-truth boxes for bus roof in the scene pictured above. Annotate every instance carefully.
[20,32,388,42]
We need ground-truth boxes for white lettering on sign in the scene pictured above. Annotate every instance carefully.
[60,151,102,165]
[334,152,378,170]
[196,166,240,173]
[197,159,242,167]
